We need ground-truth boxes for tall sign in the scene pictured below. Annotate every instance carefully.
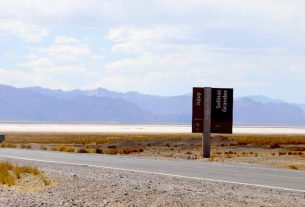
[192,87,233,158]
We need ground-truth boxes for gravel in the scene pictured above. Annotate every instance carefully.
[0,157,304,207]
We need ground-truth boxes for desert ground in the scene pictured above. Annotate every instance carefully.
[0,157,304,207]
[1,132,305,171]
[0,133,305,207]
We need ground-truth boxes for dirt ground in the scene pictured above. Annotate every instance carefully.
[1,133,305,171]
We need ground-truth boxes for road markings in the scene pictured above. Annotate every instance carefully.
[0,155,305,193]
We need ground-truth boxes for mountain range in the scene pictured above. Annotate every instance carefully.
[0,84,305,126]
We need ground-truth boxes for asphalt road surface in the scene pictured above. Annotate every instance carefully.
[0,148,304,192]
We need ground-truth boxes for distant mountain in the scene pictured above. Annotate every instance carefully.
[0,85,185,123]
[244,95,284,104]
[1,84,305,126]
[298,104,305,112]
[234,97,305,126]
[28,87,191,116]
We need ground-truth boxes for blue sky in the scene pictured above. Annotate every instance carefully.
[0,0,305,103]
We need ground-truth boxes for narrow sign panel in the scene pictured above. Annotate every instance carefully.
[211,88,233,134]
[192,87,204,133]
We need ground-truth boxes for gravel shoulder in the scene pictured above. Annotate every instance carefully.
[0,157,304,207]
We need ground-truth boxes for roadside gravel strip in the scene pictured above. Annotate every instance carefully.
[0,157,304,207]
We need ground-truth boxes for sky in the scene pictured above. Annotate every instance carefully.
[0,0,305,103]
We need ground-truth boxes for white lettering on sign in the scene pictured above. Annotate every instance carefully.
[222,90,228,112]
[216,90,221,109]
[196,92,202,106]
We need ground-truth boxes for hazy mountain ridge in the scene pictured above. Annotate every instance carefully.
[1,85,185,123]
[234,97,305,126]
[1,85,305,125]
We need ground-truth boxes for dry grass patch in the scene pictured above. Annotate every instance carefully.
[56,144,75,152]
[20,144,32,149]
[4,133,200,144]
[225,134,305,145]
[77,148,89,153]
[0,143,16,148]
[0,162,51,187]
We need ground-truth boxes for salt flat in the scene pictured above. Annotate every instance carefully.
[0,123,305,134]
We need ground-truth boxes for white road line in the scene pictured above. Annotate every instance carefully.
[1,155,305,193]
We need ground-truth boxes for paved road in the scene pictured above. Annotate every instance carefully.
[0,148,304,192]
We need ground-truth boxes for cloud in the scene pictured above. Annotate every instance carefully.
[38,36,100,61]
[0,19,48,43]
[0,68,68,89]
[1,0,305,101]
[107,26,189,42]
[102,24,305,96]
[18,35,102,85]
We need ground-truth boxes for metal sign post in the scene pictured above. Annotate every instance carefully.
[203,87,211,158]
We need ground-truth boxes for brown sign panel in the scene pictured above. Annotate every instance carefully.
[192,87,233,134]
[211,88,233,134]
[192,87,204,133]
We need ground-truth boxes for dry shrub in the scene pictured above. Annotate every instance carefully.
[40,146,48,150]
[104,148,118,155]
[269,143,280,149]
[57,144,74,152]
[0,143,16,148]
[164,143,171,147]
[208,156,215,161]
[122,148,139,154]
[51,146,57,151]
[0,162,47,187]
[237,142,247,146]
[289,165,298,170]
[39,174,52,186]
[0,163,15,186]
[95,148,103,154]
[13,166,40,179]
[78,148,89,153]
[20,144,32,149]
[57,144,66,151]
[287,147,305,151]
[64,146,75,152]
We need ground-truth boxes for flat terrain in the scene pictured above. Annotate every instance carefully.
[1,123,305,134]
[1,131,305,206]
[0,151,304,207]
[2,132,305,171]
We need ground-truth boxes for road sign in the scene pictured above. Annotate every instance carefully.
[192,87,233,158]
[192,87,233,133]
